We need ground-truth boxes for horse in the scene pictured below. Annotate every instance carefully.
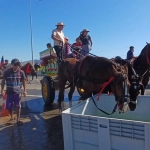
[111,57,144,111]
[21,62,36,84]
[58,56,130,113]
[132,42,150,94]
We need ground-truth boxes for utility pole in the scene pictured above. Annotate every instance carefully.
[29,0,34,65]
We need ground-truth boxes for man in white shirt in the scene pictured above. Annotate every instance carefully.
[51,22,65,62]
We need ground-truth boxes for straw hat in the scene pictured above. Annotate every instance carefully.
[65,37,69,41]
[82,29,90,32]
[55,22,65,26]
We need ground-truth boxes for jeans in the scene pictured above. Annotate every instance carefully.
[81,44,91,56]
[54,45,63,62]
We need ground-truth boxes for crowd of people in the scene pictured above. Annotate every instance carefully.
[49,22,135,63]
[0,21,136,126]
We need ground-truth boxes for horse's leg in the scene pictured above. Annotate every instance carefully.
[68,84,75,108]
[58,79,67,111]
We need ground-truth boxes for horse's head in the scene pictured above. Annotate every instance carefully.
[110,64,130,113]
[128,74,144,111]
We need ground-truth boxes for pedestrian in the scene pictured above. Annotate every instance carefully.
[32,62,40,82]
[46,43,57,57]
[72,38,82,59]
[63,37,71,58]
[1,59,11,73]
[51,22,65,62]
[1,58,27,125]
[126,46,136,60]
[78,29,92,56]
[72,38,82,49]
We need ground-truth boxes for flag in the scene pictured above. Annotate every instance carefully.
[0,56,4,67]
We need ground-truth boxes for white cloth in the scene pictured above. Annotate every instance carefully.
[52,29,65,46]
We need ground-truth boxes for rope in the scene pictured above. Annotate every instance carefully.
[91,96,117,115]
[97,77,114,100]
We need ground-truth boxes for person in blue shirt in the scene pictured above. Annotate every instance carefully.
[127,46,136,60]
[1,59,26,125]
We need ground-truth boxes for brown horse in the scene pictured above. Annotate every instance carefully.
[21,62,36,84]
[133,43,150,94]
[58,56,130,113]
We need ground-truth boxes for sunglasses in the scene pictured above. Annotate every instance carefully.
[14,62,20,66]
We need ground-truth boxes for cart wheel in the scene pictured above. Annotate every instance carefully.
[42,76,55,104]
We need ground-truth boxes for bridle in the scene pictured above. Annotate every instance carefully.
[112,73,130,108]
[91,66,130,115]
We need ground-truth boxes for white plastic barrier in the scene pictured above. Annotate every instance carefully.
[62,95,150,150]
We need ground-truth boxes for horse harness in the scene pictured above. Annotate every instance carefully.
[74,56,129,115]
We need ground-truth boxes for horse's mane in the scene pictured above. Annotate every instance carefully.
[86,56,119,70]
[136,45,147,60]
[134,44,150,67]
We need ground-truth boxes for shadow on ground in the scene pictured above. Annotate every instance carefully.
[0,95,80,150]
[0,102,64,150]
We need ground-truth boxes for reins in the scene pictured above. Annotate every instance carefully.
[97,77,114,100]
[91,96,118,115]
[68,43,97,57]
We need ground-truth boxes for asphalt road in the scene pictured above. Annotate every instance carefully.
[0,77,80,150]
[0,77,150,150]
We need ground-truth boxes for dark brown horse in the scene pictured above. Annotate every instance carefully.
[133,43,150,94]
[58,56,130,113]
[21,62,36,84]
[112,57,144,111]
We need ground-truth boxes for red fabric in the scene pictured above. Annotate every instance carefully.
[72,43,82,49]
[97,77,114,100]
[0,56,4,67]
[41,58,49,66]
[26,65,31,74]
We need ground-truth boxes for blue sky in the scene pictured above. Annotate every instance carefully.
[0,0,150,62]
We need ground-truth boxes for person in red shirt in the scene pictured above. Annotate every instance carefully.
[71,38,82,59]
[72,38,82,49]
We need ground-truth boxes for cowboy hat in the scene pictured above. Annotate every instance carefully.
[65,37,68,40]
[55,22,65,26]
[82,29,90,32]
